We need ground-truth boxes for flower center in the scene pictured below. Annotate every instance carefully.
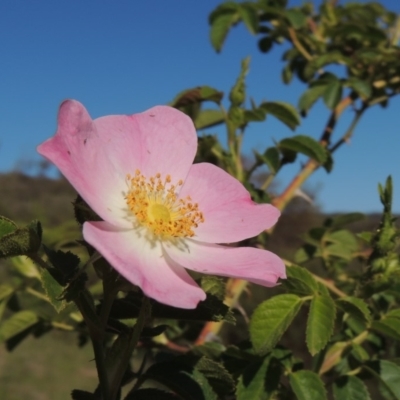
[125,170,204,238]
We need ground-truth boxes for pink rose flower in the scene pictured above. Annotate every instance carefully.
[37,100,285,308]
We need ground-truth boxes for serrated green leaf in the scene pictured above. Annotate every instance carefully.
[194,109,225,130]
[379,360,400,400]
[284,264,319,296]
[323,153,334,173]
[171,86,224,109]
[200,86,224,104]
[304,52,351,81]
[285,9,307,28]
[255,147,280,174]
[323,80,342,109]
[209,6,238,52]
[306,293,336,355]
[192,342,225,359]
[337,297,371,323]
[351,343,370,362]
[298,84,328,113]
[260,101,300,130]
[238,4,258,34]
[327,213,365,229]
[294,245,318,263]
[237,355,280,400]
[194,356,235,397]
[371,318,400,341]
[0,310,39,342]
[43,246,81,284]
[40,269,68,312]
[386,309,400,319]
[200,276,226,301]
[279,135,327,164]
[333,375,371,400]
[244,108,266,122]
[0,216,17,237]
[250,294,303,355]
[347,78,372,99]
[0,285,14,302]
[290,370,327,400]
[358,231,373,243]
[0,292,12,321]
[365,360,400,400]
[324,230,358,260]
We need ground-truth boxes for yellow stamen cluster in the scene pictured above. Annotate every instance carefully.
[125,170,204,238]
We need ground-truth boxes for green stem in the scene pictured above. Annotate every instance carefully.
[92,337,110,399]
[235,131,244,181]
[329,105,367,154]
[75,291,109,399]
[260,174,275,191]
[51,321,74,331]
[245,160,262,180]
[109,296,151,400]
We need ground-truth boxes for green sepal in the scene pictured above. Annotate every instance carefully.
[229,57,250,107]
[103,290,235,324]
[73,195,102,225]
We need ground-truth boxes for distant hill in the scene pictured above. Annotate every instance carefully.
[0,172,387,258]
[0,172,76,226]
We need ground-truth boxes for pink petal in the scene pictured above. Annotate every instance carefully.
[165,239,286,286]
[83,221,206,308]
[37,100,197,226]
[179,163,281,243]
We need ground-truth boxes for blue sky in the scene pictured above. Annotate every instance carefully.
[0,0,399,214]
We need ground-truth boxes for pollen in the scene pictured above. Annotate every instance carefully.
[125,170,204,238]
